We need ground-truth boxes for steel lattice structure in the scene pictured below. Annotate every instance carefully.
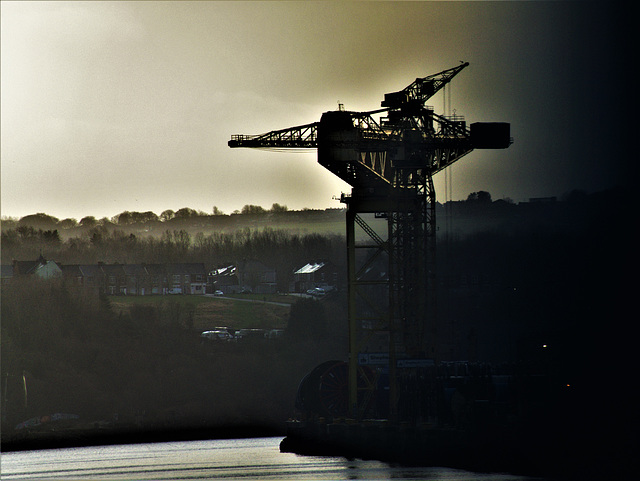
[229,62,511,420]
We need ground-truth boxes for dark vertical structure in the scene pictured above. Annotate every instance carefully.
[229,63,511,421]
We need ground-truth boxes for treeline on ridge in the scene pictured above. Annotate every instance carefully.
[2,188,623,237]
[1,203,340,233]
[2,187,627,291]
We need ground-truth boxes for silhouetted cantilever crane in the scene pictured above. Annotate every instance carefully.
[229,63,511,420]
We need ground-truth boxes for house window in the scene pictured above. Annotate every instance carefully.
[109,276,116,285]
[184,275,190,283]
[196,274,203,282]
[173,275,181,284]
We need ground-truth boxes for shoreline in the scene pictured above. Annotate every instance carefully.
[1,424,284,453]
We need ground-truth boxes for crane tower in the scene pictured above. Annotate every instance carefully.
[229,63,511,420]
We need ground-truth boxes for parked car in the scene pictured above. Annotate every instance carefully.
[201,330,233,341]
[267,329,285,340]
[235,328,267,341]
[213,290,224,296]
[306,287,326,297]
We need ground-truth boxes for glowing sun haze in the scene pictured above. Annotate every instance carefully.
[1,1,628,221]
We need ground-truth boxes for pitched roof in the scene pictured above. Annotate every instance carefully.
[143,264,166,275]
[34,261,62,278]
[61,264,105,278]
[13,260,41,275]
[100,264,126,276]
[60,264,82,277]
[294,262,325,274]
[79,265,105,277]
[122,264,147,276]
[210,265,236,277]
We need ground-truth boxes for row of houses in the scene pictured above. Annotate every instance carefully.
[2,256,340,296]
[3,256,208,295]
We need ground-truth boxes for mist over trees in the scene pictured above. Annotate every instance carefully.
[2,204,347,292]
[1,187,628,309]
[1,187,629,448]
[2,229,344,294]
[2,188,627,292]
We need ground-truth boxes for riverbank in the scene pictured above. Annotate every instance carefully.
[1,437,545,480]
[2,423,284,452]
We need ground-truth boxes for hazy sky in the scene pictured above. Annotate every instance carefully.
[1,1,629,221]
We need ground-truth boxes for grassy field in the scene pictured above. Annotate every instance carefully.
[109,294,292,332]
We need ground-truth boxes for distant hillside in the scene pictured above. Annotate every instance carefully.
[3,187,627,242]
[1,208,349,240]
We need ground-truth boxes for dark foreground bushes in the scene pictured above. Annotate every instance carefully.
[1,277,347,446]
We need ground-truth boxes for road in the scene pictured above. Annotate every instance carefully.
[203,293,297,307]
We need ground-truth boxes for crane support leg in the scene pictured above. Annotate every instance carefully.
[346,208,358,418]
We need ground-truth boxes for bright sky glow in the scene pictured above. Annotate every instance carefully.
[1,1,627,220]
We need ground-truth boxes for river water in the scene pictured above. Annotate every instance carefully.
[1,437,546,480]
